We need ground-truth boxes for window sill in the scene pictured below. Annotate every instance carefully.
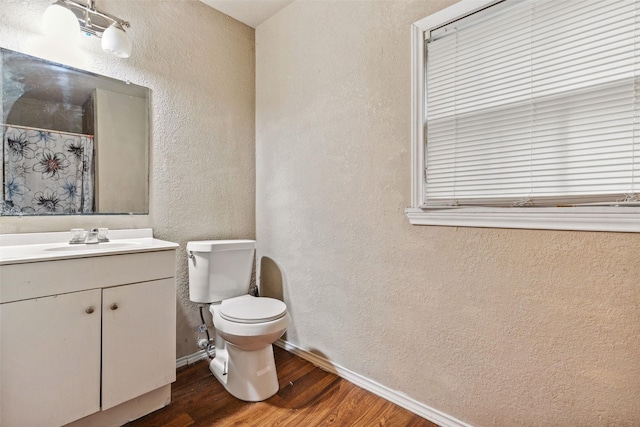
[405,207,640,233]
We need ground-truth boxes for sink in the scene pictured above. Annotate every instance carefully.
[44,242,141,252]
[0,229,179,265]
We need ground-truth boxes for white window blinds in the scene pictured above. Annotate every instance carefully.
[424,0,640,208]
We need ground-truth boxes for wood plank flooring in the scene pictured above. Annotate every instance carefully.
[127,346,438,427]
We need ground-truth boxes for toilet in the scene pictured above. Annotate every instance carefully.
[186,240,289,402]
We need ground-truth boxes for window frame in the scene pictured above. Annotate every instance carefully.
[407,0,640,233]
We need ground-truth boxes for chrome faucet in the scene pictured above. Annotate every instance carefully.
[85,228,100,244]
[69,228,109,244]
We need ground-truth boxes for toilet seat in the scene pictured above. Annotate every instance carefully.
[220,295,287,324]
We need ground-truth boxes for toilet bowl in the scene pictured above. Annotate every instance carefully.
[186,240,290,402]
[213,295,289,351]
[208,295,289,401]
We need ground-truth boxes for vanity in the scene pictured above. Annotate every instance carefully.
[0,228,178,427]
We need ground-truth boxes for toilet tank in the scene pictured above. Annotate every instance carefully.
[186,240,256,303]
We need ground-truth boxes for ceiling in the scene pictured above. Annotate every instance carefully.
[199,0,294,28]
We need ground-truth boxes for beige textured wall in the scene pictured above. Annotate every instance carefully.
[0,0,255,358]
[255,1,640,426]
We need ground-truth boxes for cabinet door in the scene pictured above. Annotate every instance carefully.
[101,279,176,410]
[0,290,101,426]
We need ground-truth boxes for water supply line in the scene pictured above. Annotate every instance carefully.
[198,305,215,359]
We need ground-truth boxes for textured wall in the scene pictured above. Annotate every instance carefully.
[0,0,256,358]
[255,1,640,426]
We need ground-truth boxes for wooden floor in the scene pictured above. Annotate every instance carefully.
[127,346,438,427]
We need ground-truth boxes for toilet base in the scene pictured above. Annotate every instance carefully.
[209,343,280,402]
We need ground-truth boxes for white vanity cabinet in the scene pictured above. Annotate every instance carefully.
[101,278,176,410]
[0,229,178,427]
[1,289,103,426]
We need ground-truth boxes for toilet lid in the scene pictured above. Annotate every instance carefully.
[220,295,287,324]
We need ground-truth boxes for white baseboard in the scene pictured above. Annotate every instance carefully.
[274,339,473,427]
[175,349,210,368]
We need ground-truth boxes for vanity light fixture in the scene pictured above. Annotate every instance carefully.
[43,0,132,58]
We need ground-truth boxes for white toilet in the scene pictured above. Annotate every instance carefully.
[186,240,290,402]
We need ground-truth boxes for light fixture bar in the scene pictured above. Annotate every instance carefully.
[53,0,129,38]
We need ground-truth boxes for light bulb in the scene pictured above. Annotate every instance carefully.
[42,3,80,44]
[101,23,132,58]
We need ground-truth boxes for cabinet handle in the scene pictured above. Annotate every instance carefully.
[110,303,119,311]
[86,306,95,314]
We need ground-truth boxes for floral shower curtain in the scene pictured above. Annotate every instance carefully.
[2,125,94,214]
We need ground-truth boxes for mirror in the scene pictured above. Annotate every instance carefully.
[1,48,149,215]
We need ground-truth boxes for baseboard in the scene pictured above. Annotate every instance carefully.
[176,349,210,369]
[274,339,473,427]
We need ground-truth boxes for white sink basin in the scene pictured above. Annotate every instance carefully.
[44,242,141,252]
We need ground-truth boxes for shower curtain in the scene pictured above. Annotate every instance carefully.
[2,125,94,214]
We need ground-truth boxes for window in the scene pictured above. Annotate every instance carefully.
[407,0,640,232]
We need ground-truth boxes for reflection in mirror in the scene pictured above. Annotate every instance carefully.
[1,48,149,216]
